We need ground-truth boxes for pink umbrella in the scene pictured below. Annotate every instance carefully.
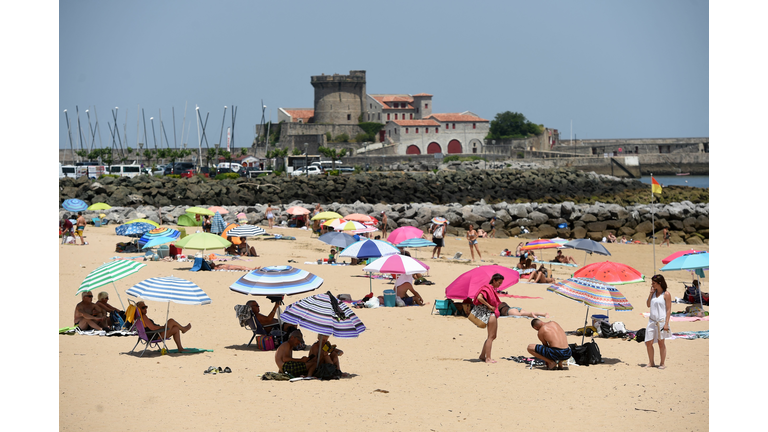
[661,249,706,264]
[286,206,310,215]
[208,206,229,215]
[445,265,520,301]
[387,226,424,244]
[363,254,429,275]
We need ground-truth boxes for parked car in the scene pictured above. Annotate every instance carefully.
[336,166,355,173]
[245,166,272,178]
[153,164,168,176]
[216,166,246,177]
[291,165,323,176]
[60,164,77,178]
[164,162,197,176]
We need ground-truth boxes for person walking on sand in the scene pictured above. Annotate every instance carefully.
[527,319,571,370]
[75,212,87,245]
[475,273,503,363]
[430,221,446,259]
[265,204,276,229]
[662,228,670,247]
[380,211,388,238]
[645,274,672,369]
[60,214,74,244]
[489,217,497,238]
[466,224,483,261]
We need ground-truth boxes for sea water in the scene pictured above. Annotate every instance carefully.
[639,175,708,189]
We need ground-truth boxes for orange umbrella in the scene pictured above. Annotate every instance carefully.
[221,223,242,245]
[572,261,644,285]
[344,213,373,222]
[208,206,229,215]
[286,206,310,215]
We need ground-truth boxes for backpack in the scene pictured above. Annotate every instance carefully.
[433,225,444,239]
[569,341,603,365]
[314,363,338,380]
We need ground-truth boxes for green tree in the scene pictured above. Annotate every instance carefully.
[292,148,303,155]
[240,148,248,156]
[317,146,347,170]
[206,148,217,169]
[487,111,543,140]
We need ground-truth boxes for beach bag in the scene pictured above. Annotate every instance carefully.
[314,363,337,380]
[433,225,444,239]
[634,328,646,343]
[569,341,603,365]
[468,304,492,329]
[255,335,276,351]
[612,322,626,334]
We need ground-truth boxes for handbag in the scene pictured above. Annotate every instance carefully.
[468,304,492,329]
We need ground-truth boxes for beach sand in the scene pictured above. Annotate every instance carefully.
[58,226,709,431]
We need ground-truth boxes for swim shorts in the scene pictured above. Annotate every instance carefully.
[401,296,415,306]
[76,226,85,235]
[432,238,444,247]
[535,345,572,361]
[282,361,308,377]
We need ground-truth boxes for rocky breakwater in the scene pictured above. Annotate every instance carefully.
[58,168,708,207]
[67,200,708,246]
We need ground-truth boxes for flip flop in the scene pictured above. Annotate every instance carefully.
[204,366,217,375]
[223,367,232,373]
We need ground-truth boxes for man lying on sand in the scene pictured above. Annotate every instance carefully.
[499,302,549,319]
[527,318,572,370]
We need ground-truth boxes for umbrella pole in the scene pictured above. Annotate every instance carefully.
[316,333,323,372]
[110,281,126,310]
[162,302,170,353]
[582,306,590,345]
[369,273,373,295]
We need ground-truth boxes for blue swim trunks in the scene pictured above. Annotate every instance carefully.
[535,345,572,361]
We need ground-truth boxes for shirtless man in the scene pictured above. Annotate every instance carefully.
[554,250,577,264]
[246,299,296,333]
[75,212,87,245]
[94,291,124,328]
[392,272,424,305]
[136,301,192,352]
[527,319,572,370]
[74,291,110,331]
[275,330,316,377]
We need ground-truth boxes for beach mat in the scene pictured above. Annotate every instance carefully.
[166,348,213,354]
[641,313,709,321]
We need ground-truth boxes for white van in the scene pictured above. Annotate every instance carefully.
[216,162,244,173]
[75,165,106,179]
[108,165,143,178]
[311,160,343,171]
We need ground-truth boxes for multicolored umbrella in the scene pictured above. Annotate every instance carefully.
[521,239,560,250]
[431,217,449,225]
[339,239,400,259]
[334,221,367,232]
[661,249,706,265]
[210,212,226,234]
[318,232,359,249]
[280,292,366,338]
[550,237,570,246]
[138,227,180,248]
[445,265,520,301]
[87,202,112,211]
[363,254,429,275]
[141,236,178,250]
[125,219,160,228]
[236,212,248,223]
[286,206,310,215]
[227,225,266,238]
[387,226,424,244]
[311,211,343,221]
[323,218,347,228]
[660,252,709,272]
[572,261,645,285]
[77,260,147,309]
[208,206,229,215]
[62,198,88,212]
[115,222,155,238]
[186,206,215,216]
[229,265,324,296]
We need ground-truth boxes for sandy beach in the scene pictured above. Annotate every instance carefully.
[57,224,709,431]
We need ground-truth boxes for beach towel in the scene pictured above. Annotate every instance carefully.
[499,293,544,300]
[261,372,291,381]
[641,313,709,322]
[165,348,213,354]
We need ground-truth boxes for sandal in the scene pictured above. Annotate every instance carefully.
[223,367,232,373]
[204,366,217,375]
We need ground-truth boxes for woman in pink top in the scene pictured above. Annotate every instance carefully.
[474,273,504,363]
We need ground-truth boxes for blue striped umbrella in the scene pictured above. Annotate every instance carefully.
[280,292,366,338]
[338,239,400,259]
[211,212,226,234]
[229,265,324,296]
[227,225,266,237]
[115,222,156,238]
[141,236,179,249]
[138,228,180,248]
[127,276,212,305]
[62,198,88,212]
[396,238,437,248]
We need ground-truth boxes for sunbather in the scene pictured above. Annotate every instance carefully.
[210,262,261,271]
[499,302,549,319]
[309,335,344,377]
[393,272,425,305]
[94,291,125,328]
[246,299,296,333]
[237,237,258,257]
[528,265,555,284]
[74,291,110,331]
[554,250,577,264]
[275,330,316,377]
[136,301,191,352]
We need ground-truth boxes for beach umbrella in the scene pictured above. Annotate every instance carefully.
[364,216,379,227]
[521,239,561,261]
[561,239,611,266]
[141,235,179,250]
[311,211,343,221]
[77,260,147,309]
[661,249,707,265]
[125,219,160,228]
[127,276,211,351]
[286,206,310,215]
[236,212,248,223]
[87,202,111,211]
[660,252,709,305]
[227,224,266,238]
[138,227,180,248]
[115,222,156,238]
[395,237,437,258]
[547,277,633,343]
[344,213,373,222]
[445,265,520,301]
[220,222,241,240]
[335,221,367,232]
[210,212,226,234]
[352,226,378,235]
[229,265,324,296]
[318,231,359,249]
[363,254,429,275]
[431,217,449,225]
[387,226,424,244]
[174,232,231,255]
[339,239,401,293]
[208,206,229,215]
[186,206,215,216]
[280,292,366,339]
[62,198,88,212]
[573,261,645,285]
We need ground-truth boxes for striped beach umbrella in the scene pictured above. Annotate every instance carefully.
[339,239,400,259]
[138,228,180,248]
[431,217,449,225]
[141,236,178,249]
[210,212,226,234]
[77,260,147,309]
[236,212,248,223]
[228,225,267,237]
[115,222,156,238]
[387,226,424,244]
[363,254,429,275]
[396,238,437,248]
[229,265,324,296]
[62,198,88,212]
[125,219,160,228]
[573,261,645,285]
[127,276,211,305]
[280,292,366,338]
[334,221,367,232]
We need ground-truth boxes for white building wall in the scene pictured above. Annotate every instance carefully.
[386,121,490,155]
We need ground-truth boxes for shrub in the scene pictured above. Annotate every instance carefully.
[167,174,181,179]
[214,173,240,180]
[325,132,332,142]
[333,133,350,143]
[516,152,525,158]
[328,170,340,176]
[99,174,120,179]
[355,133,369,143]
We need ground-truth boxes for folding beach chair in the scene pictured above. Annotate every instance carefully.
[234,305,281,348]
[431,299,457,316]
[128,308,171,358]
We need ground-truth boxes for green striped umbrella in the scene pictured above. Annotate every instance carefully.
[77,260,147,309]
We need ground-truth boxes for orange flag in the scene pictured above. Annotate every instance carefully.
[651,177,662,195]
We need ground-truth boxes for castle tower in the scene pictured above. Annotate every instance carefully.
[311,70,366,124]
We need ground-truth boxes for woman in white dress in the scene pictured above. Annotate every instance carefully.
[645,274,672,369]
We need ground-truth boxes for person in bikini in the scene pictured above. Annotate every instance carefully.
[498,302,549,319]
[527,318,572,370]
[528,265,556,284]
[265,204,276,229]
[466,224,482,261]
[554,250,577,264]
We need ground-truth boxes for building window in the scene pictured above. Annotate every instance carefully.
[435,127,438,134]
[446,123,449,129]
[387,113,390,120]
[406,128,409,134]
[416,128,419,133]
[473,123,476,129]
[410,113,413,119]
[425,103,428,109]
[416,108,419,113]
[378,113,381,120]
[396,113,399,120]
[347,114,351,121]
[452,123,456,129]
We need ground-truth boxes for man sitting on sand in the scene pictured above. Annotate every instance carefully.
[136,301,192,353]
[94,291,125,329]
[74,291,110,331]
[309,335,345,377]
[554,250,577,264]
[393,272,425,306]
[275,330,316,377]
[527,318,572,370]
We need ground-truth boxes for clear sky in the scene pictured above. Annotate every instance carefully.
[58,0,709,151]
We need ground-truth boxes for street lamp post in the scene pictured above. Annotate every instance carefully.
[304,143,309,179]
[138,142,144,171]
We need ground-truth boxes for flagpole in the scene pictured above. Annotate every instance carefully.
[651,173,656,271]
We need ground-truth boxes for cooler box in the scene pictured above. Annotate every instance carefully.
[591,314,609,327]
[93,218,102,227]
[383,289,396,307]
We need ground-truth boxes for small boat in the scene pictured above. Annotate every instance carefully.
[676,172,690,176]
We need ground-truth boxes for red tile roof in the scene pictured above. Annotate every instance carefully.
[390,119,440,127]
[283,109,315,122]
[428,113,488,122]
[412,93,433,97]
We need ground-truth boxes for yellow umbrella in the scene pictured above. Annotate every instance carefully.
[311,211,343,221]
[125,218,160,228]
[87,202,112,211]
[186,206,215,216]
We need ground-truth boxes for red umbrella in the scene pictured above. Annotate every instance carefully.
[661,249,706,264]
[572,261,644,285]
[445,265,520,301]
[387,226,424,244]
